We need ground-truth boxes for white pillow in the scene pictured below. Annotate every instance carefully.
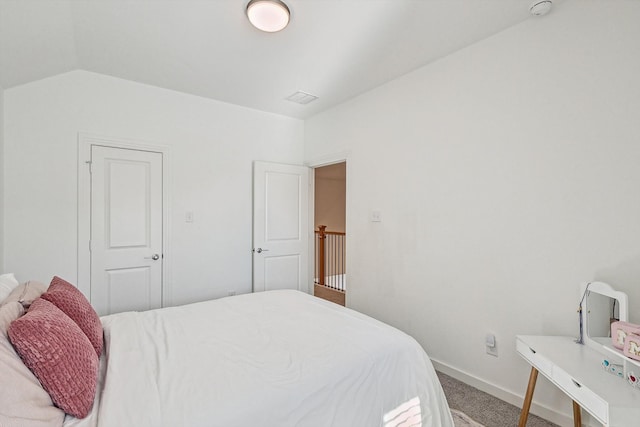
[0,274,20,303]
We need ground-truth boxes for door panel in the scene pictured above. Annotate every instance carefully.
[105,267,152,314]
[264,255,300,291]
[107,161,149,247]
[253,161,309,293]
[266,172,301,241]
[91,146,163,315]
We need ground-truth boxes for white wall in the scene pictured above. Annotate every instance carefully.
[305,2,640,424]
[4,70,304,306]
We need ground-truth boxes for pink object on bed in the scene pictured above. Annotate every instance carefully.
[0,301,65,427]
[42,276,103,356]
[8,298,99,418]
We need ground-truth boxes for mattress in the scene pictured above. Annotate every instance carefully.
[64,290,453,427]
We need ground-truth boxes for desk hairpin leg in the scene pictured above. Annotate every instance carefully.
[572,400,582,427]
[518,366,583,427]
[518,367,539,427]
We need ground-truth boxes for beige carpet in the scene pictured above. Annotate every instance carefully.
[452,409,485,427]
[438,371,558,427]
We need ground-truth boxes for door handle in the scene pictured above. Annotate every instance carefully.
[145,254,160,260]
[253,248,269,254]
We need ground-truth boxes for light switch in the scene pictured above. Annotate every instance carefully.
[185,211,194,223]
[486,333,498,357]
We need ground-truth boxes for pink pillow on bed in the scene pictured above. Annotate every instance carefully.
[41,276,103,356]
[8,298,99,418]
[0,301,65,426]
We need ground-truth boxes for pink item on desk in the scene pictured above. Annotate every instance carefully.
[623,333,640,362]
[611,321,640,350]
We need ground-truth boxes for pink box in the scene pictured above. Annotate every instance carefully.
[623,333,640,361]
[611,321,640,350]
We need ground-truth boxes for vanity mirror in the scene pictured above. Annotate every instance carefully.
[580,282,628,348]
[579,281,640,374]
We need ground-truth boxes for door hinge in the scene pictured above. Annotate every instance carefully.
[85,160,92,173]
[88,240,92,252]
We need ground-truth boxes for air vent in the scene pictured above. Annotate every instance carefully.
[285,91,318,105]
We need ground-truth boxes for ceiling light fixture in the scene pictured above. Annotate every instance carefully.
[246,0,290,33]
[529,0,552,16]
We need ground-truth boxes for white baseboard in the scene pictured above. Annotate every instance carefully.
[431,358,576,427]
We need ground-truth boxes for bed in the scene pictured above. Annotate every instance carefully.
[1,275,453,427]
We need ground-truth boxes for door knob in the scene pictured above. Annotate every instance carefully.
[145,254,160,260]
[253,248,269,254]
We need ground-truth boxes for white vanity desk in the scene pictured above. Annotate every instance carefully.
[517,335,640,426]
[517,283,640,426]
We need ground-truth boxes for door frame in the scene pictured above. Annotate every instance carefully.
[77,132,171,307]
[305,151,351,297]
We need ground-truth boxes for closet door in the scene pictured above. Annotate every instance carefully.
[90,145,163,315]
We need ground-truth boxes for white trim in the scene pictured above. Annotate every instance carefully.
[430,358,590,427]
[77,132,172,307]
[307,169,315,294]
[305,150,351,168]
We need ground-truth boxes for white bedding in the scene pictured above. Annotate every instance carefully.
[65,290,453,427]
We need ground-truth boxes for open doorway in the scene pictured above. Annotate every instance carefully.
[313,162,346,306]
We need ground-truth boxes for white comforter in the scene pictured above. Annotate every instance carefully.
[65,290,453,427]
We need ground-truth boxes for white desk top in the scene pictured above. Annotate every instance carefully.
[517,335,640,426]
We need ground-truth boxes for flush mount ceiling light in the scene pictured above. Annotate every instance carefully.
[246,0,290,33]
[529,0,552,16]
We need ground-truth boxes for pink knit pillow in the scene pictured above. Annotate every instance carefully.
[8,298,99,418]
[41,276,103,356]
[0,301,65,426]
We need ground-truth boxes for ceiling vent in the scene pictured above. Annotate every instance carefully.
[285,91,318,105]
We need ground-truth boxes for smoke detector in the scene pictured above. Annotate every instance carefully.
[529,0,552,16]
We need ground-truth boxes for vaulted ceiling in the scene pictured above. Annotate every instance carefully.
[0,0,535,118]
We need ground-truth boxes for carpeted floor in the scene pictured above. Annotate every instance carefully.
[451,408,485,427]
[438,371,559,427]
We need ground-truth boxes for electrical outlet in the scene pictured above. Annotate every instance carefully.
[486,333,498,357]
[228,290,236,296]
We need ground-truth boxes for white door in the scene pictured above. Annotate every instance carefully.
[253,161,309,293]
[91,146,163,315]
